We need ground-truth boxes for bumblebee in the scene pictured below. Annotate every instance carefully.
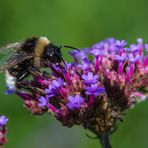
[0,37,78,92]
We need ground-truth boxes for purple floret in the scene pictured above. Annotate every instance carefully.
[128,53,140,63]
[145,44,148,52]
[85,83,105,96]
[115,40,127,48]
[45,78,64,95]
[45,84,56,95]
[0,115,8,126]
[82,72,98,84]
[67,94,84,110]
[79,58,90,70]
[115,53,126,62]
[78,49,90,60]
[137,38,143,44]
[38,96,49,107]
[90,48,104,56]
[130,44,139,52]
[52,78,63,88]
[105,38,116,44]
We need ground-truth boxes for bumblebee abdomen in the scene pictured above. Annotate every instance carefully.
[22,37,38,52]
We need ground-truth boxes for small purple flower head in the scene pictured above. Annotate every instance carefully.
[145,44,148,53]
[85,83,105,96]
[0,115,8,146]
[130,44,139,52]
[68,49,79,57]
[78,48,90,60]
[79,58,90,70]
[90,48,104,56]
[105,38,116,44]
[92,41,104,49]
[68,49,79,62]
[0,115,8,126]
[128,53,140,63]
[45,78,64,94]
[82,72,98,84]
[137,38,143,44]
[51,78,64,88]
[67,94,84,110]
[90,42,105,56]
[83,48,91,55]
[115,40,127,48]
[114,53,126,62]
[38,96,49,107]
[45,84,56,95]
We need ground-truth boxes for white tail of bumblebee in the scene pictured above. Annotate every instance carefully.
[5,70,16,94]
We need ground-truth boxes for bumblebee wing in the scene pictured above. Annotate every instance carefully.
[0,53,33,72]
[0,42,23,54]
[0,42,24,71]
[5,42,22,49]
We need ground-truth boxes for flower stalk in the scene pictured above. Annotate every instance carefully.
[99,133,112,148]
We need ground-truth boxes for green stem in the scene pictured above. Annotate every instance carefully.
[99,133,112,148]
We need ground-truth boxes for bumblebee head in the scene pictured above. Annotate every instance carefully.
[43,43,80,67]
[43,44,62,65]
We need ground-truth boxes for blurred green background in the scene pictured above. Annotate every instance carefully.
[0,0,148,148]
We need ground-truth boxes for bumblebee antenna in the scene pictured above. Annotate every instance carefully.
[61,45,80,52]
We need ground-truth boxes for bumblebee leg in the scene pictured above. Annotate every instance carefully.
[18,71,29,81]
[16,81,46,94]
[28,67,50,79]
[28,67,42,77]
[18,67,40,81]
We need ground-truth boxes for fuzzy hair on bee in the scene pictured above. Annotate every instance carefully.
[0,36,79,93]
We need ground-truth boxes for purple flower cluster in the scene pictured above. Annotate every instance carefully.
[0,115,8,145]
[9,38,148,139]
